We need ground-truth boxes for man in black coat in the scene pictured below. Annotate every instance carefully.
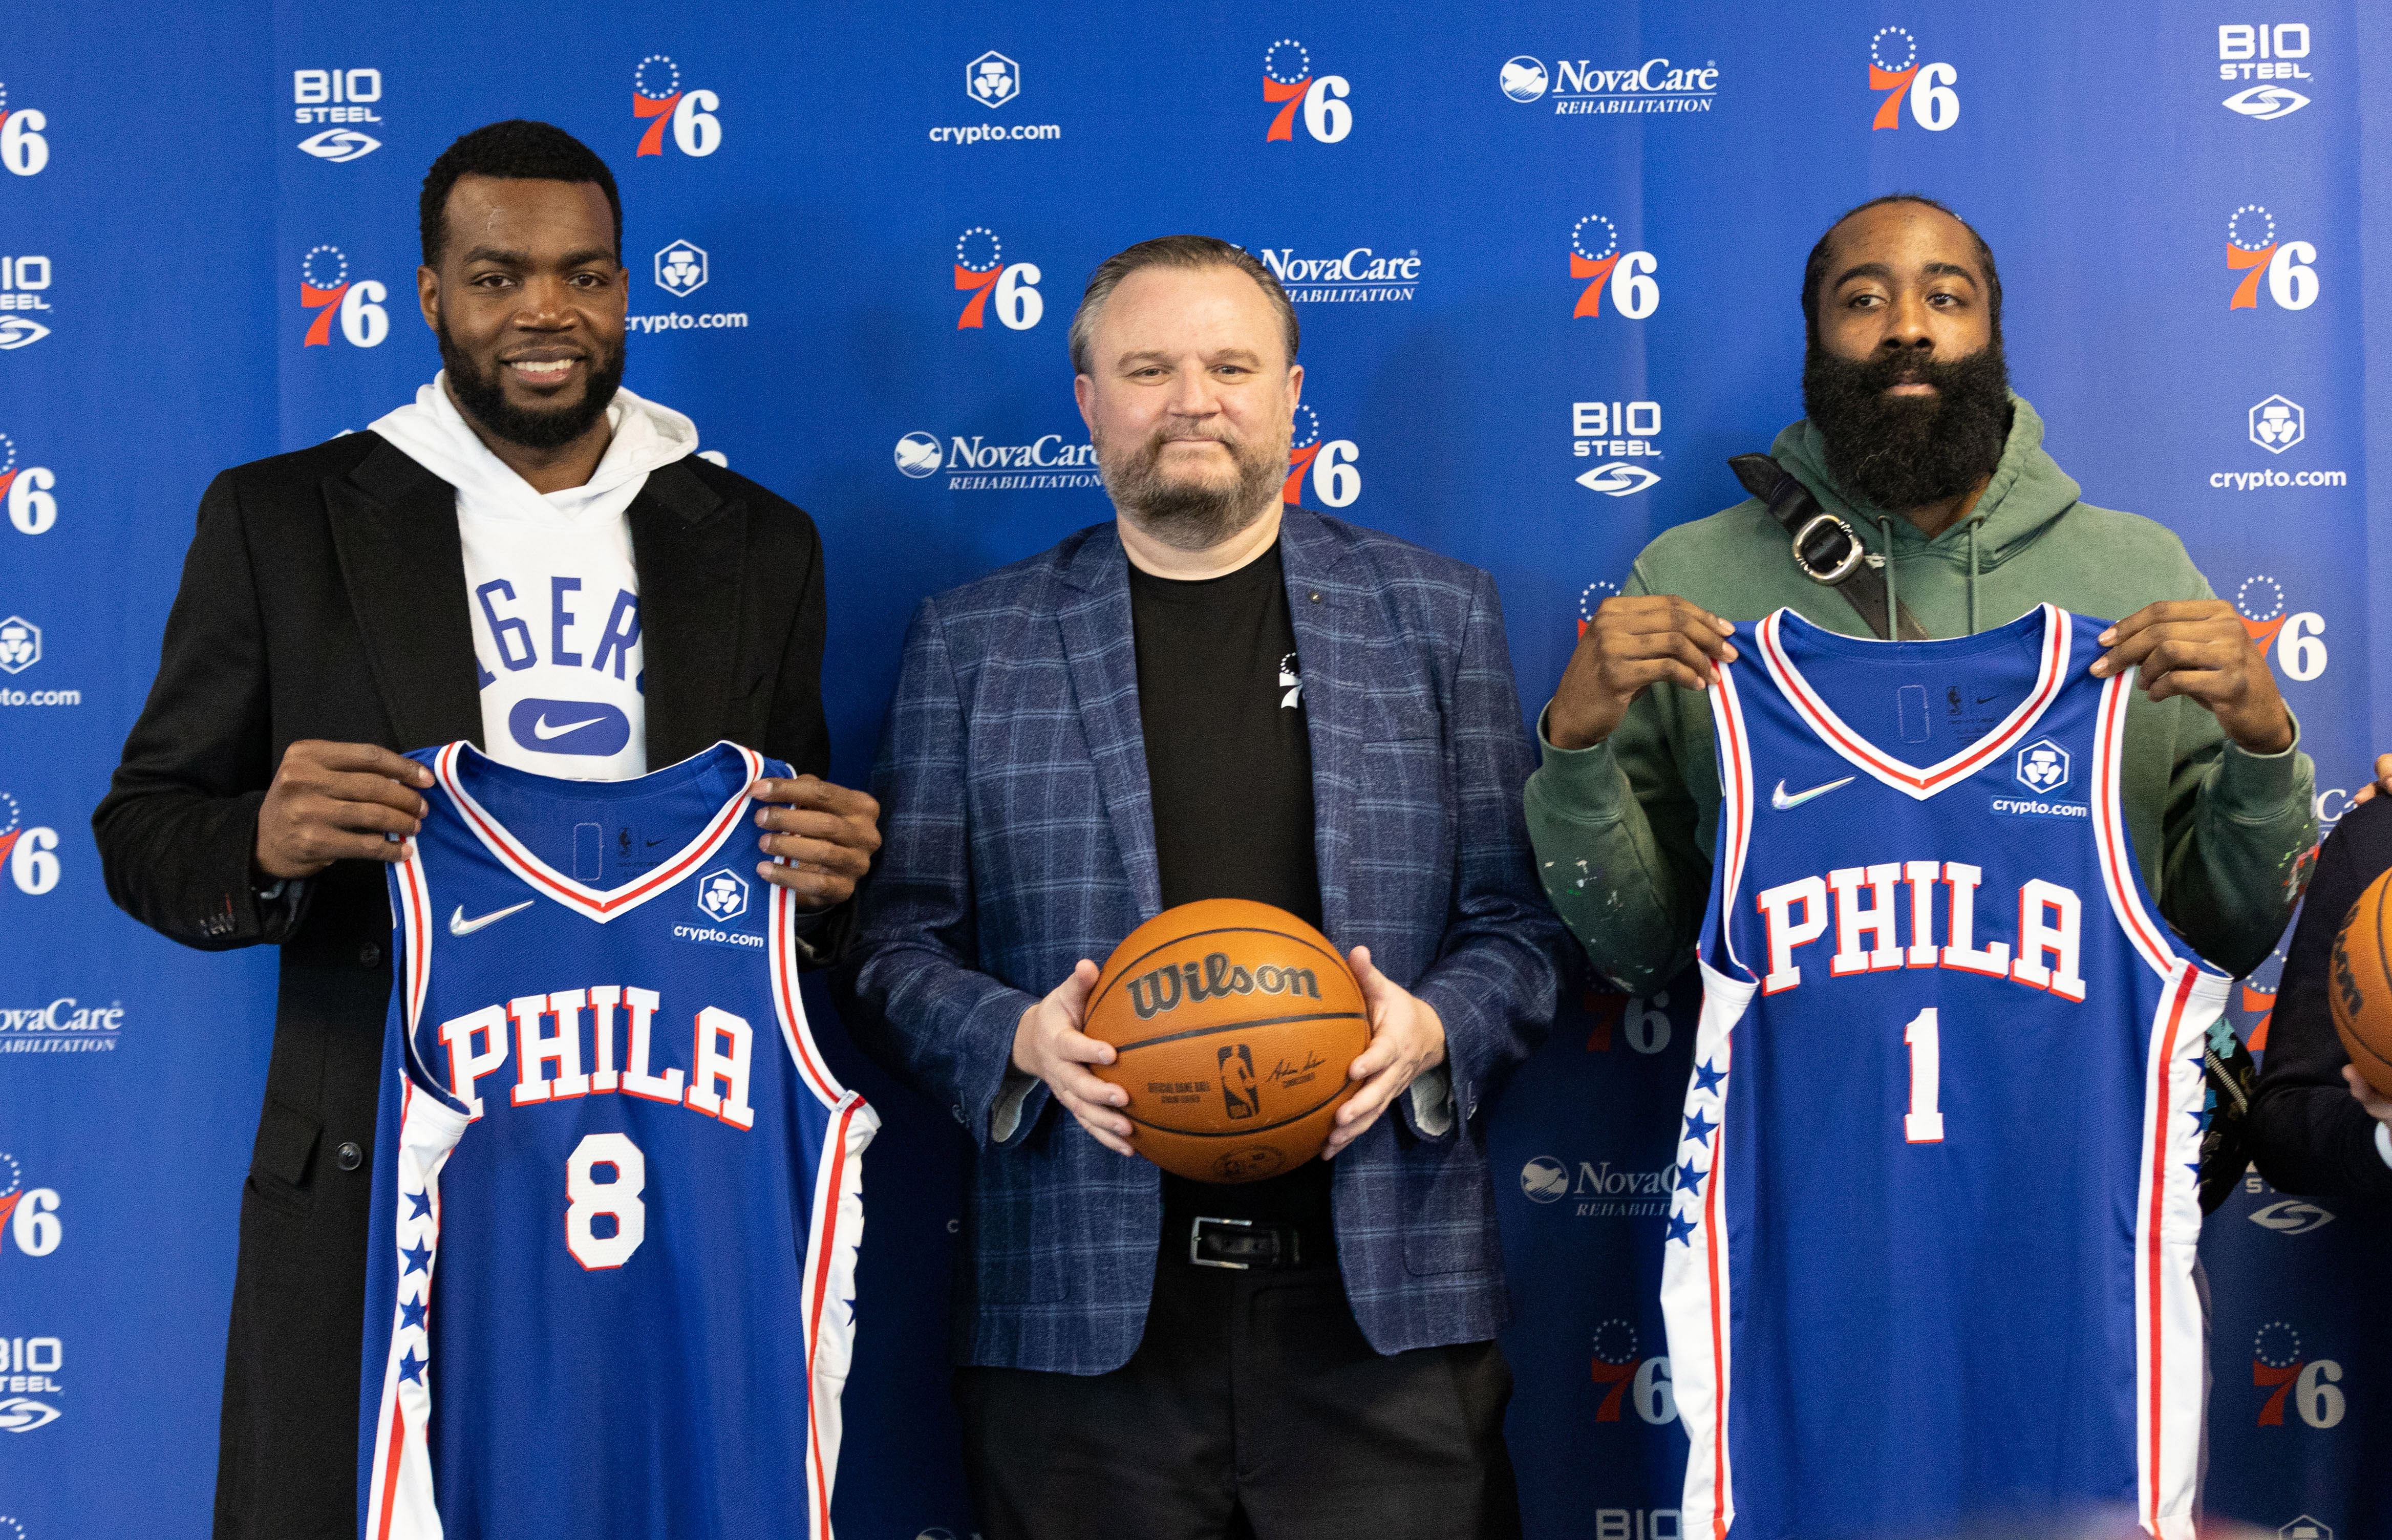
[92,120,879,1539]
[2250,759,2392,1199]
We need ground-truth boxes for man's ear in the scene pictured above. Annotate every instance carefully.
[416,266,440,333]
[1073,373,1096,435]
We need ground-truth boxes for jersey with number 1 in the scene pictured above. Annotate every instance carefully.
[358,739,875,1540]
[1658,604,2227,1540]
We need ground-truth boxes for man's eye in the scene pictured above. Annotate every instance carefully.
[473,274,512,289]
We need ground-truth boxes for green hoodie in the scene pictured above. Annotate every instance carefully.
[1526,393,2316,990]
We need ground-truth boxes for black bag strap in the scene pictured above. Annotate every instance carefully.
[1728,454,1929,642]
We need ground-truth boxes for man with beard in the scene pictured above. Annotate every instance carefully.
[1531,194,2314,995]
[93,120,879,1539]
[837,236,1561,1537]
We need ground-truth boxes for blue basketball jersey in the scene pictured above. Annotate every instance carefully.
[1659,605,2225,1540]
[358,740,875,1540]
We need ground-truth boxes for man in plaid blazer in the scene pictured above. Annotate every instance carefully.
[838,237,1563,1538]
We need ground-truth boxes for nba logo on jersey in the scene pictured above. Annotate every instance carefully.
[1658,606,2226,1539]
[358,740,875,1539]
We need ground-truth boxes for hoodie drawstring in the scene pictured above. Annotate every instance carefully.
[1874,517,1897,632]
[1965,523,1980,636]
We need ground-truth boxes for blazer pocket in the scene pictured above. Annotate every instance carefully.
[1399,1137,1502,1277]
[245,1097,321,1216]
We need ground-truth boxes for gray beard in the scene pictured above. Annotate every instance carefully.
[1095,424,1287,552]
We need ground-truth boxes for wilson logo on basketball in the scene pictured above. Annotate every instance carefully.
[1125,952,1323,1020]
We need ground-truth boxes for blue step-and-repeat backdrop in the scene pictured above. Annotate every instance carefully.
[4,4,2390,1537]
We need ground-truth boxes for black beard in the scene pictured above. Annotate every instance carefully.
[1801,342,2012,514]
[1094,421,1288,551]
[435,317,625,452]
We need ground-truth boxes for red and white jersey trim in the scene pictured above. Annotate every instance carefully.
[1708,657,1758,980]
[431,739,763,925]
[1660,961,1749,1539]
[2132,960,2223,1539]
[2090,671,2181,981]
[1756,605,2071,801]
[797,1093,877,1539]
[768,885,849,1111]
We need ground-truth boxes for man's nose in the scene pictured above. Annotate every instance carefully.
[1165,367,1219,416]
[1879,291,1937,349]
[511,276,580,327]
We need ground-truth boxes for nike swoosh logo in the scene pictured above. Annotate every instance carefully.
[450,900,535,937]
[1770,776,1855,811]
[532,713,606,740]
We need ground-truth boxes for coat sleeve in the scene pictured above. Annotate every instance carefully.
[1402,570,1567,1137]
[1522,562,1709,994]
[831,597,1045,1148]
[758,504,852,967]
[91,470,309,950]
[2247,798,2392,1197]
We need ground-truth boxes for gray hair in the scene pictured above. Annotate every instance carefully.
[1067,235,1301,376]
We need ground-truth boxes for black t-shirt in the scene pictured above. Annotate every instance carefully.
[1127,539,1335,1233]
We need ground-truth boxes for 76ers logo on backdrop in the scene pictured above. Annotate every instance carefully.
[1282,404,1360,509]
[297,246,389,349]
[952,227,1043,330]
[2225,204,2319,311]
[631,55,721,158]
[1868,28,1960,131]
[0,792,59,895]
[0,82,50,177]
[1589,1318,1677,1425]
[2234,575,2327,682]
[2252,1321,2346,1428]
[1570,216,1659,319]
[0,1153,61,1258]
[1262,40,1353,143]
[0,434,57,536]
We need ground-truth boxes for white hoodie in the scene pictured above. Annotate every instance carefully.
[369,375,700,780]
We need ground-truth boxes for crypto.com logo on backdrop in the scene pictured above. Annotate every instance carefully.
[1867,27,1960,131]
[1569,217,1658,320]
[0,82,51,177]
[1262,40,1352,143]
[951,228,1043,331]
[2225,205,2319,312]
[631,55,721,159]
[297,246,389,349]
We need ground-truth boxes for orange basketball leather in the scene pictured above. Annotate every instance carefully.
[1083,899,1371,1183]
[2330,867,2392,1098]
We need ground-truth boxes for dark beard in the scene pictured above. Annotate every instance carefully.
[1094,421,1288,551]
[1801,343,2012,514]
[435,317,625,452]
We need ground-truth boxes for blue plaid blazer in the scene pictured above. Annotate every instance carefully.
[836,508,1564,1372]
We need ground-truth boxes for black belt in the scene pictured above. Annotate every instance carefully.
[1184,1215,1312,1271]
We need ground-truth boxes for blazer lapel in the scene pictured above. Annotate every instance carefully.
[325,438,484,755]
[628,458,743,768]
[1277,508,1356,943]
[1053,524,1163,920]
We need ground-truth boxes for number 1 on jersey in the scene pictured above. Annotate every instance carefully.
[1903,1008,1946,1143]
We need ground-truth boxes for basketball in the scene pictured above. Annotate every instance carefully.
[2330,867,2392,1097]
[1083,899,1372,1183]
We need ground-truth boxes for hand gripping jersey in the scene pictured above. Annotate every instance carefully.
[1659,606,2226,1540]
[358,741,875,1540]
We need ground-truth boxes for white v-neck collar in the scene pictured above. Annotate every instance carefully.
[431,740,762,923]
[1754,604,2071,801]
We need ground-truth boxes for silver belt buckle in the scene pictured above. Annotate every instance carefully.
[1189,1215,1252,1270]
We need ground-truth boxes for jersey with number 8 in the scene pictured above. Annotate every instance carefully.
[359,740,875,1540]
[1658,605,2226,1540]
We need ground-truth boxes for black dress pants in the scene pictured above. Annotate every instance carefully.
[955,1239,1521,1540]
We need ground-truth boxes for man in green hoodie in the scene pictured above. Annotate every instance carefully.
[1529,194,2315,991]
